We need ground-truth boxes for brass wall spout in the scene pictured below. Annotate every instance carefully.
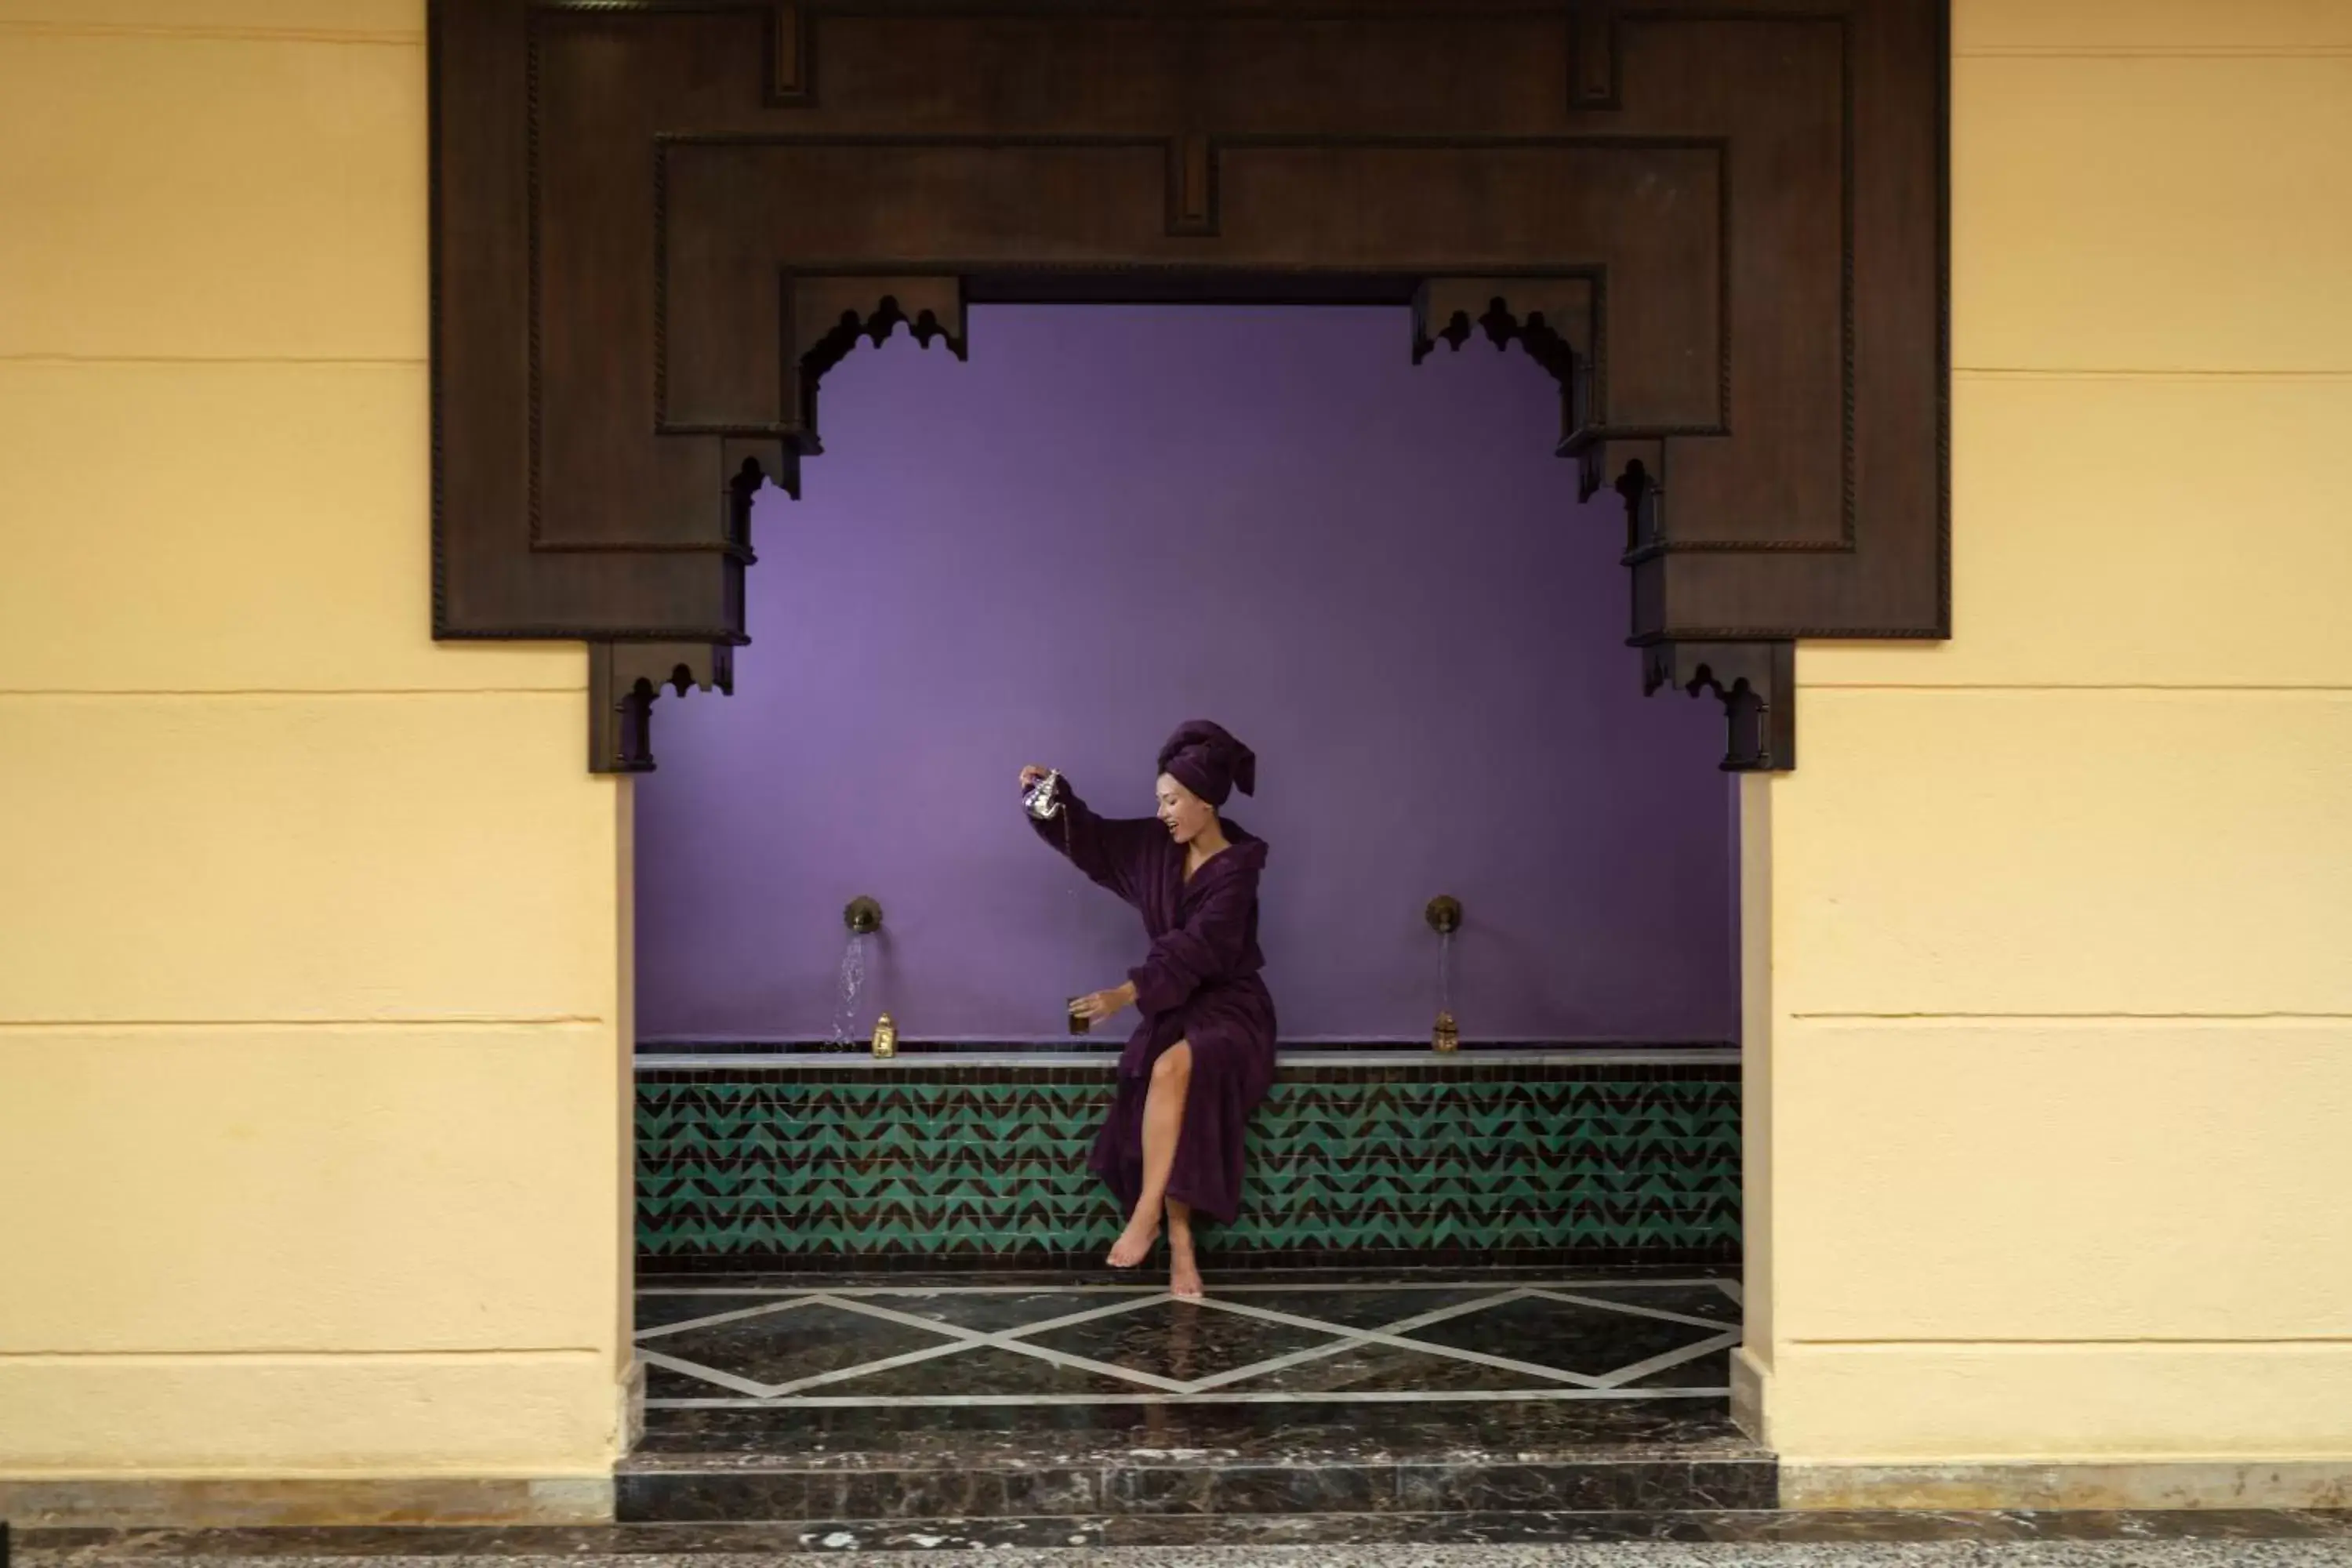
[1425,895,1463,935]
[844,896,883,935]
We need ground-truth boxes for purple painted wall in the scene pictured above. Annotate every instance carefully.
[635,307,1737,1044]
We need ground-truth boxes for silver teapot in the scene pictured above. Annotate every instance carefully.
[1022,768,1065,821]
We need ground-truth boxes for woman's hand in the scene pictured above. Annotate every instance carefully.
[1019,764,1054,792]
[1071,982,1136,1026]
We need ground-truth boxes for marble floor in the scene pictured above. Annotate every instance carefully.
[619,1271,1765,1522]
[633,1272,1745,1408]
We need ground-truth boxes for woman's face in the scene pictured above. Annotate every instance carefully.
[1156,772,1216,845]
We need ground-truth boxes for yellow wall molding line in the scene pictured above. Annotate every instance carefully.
[1957,45,2352,60]
[1955,368,2352,382]
[0,1348,606,1364]
[0,24,420,46]
[0,689,587,699]
[1785,1011,2352,1022]
[1785,1339,2352,1350]
[1795,684,2352,693]
[0,1018,612,1031]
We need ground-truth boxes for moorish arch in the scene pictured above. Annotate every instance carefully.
[429,0,1948,773]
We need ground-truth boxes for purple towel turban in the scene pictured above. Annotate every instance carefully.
[1157,720,1257,808]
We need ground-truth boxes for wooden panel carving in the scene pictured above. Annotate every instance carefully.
[430,0,1949,771]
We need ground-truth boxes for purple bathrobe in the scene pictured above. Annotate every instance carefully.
[1030,780,1278,1225]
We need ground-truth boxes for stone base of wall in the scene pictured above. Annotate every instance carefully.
[1780,1460,2352,1512]
[0,1475,613,1529]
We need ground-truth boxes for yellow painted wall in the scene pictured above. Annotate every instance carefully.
[1744,0,2352,1462]
[0,0,633,1477]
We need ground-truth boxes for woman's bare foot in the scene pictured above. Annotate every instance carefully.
[1168,1229,1204,1300]
[1107,1210,1160,1269]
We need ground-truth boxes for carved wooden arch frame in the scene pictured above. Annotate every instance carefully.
[430,0,1949,774]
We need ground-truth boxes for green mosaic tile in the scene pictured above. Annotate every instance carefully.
[637,1069,1740,1261]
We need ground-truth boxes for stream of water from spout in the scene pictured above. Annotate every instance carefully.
[831,932,867,1047]
[1438,928,1456,1022]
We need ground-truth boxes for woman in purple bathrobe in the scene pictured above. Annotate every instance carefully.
[1018,720,1276,1299]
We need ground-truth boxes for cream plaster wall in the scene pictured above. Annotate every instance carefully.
[1746,0,2352,1466]
[0,0,633,1479]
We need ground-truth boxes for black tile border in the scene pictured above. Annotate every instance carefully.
[637,1063,1743,1085]
[639,1039,1740,1058]
[637,1240,1744,1277]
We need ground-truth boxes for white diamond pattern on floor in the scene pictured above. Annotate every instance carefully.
[635,1278,1742,1406]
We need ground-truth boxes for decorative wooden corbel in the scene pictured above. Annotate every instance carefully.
[1642,641,1796,772]
[588,642,737,774]
[782,276,967,485]
[1606,440,1668,555]
[1410,278,1598,448]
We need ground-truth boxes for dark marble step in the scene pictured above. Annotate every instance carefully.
[615,1455,1777,1523]
[619,1399,1773,1522]
[25,1510,2352,1558]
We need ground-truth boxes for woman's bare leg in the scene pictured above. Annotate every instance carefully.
[1108,1041,1192,1269]
[1165,1198,1203,1299]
